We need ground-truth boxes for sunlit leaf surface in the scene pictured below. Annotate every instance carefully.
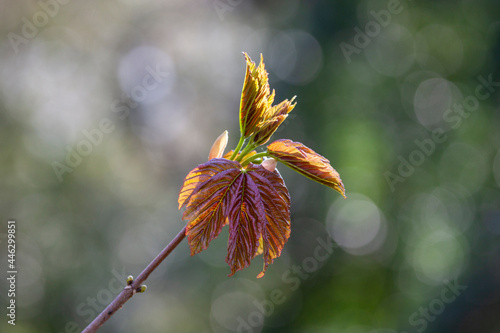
[179,158,291,277]
[267,139,346,198]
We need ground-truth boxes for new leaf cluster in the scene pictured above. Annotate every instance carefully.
[179,53,346,277]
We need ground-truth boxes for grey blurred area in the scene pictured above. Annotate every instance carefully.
[1,0,500,332]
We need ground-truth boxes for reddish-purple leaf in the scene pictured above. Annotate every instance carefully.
[267,139,346,198]
[226,171,265,276]
[178,159,291,277]
[248,166,291,278]
[178,158,235,210]
[180,159,241,255]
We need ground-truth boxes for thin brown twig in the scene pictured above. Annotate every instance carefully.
[82,226,187,333]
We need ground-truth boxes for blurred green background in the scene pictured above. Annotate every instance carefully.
[1,0,500,332]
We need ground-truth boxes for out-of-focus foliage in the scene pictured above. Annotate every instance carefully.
[0,0,499,332]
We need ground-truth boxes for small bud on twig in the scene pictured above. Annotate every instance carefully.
[126,275,134,286]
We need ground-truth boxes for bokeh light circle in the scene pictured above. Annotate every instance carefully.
[326,193,386,255]
[413,78,462,130]
[411,230,469,285]
[268,30,323,85]
[400,70,440,120]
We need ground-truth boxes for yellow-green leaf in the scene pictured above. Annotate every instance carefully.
[239,53,275,137]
